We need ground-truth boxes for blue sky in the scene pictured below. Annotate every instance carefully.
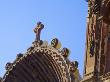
[0,0,87,77]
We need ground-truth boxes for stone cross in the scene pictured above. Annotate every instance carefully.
[34,22,44,41]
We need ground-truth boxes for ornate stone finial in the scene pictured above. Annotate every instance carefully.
[34,22,44,41]
[5,62,12,70]
[73,61,79,68]
[70,61,79,81]
[51,38,61,49]
[61,48,70,58]
[16,53,23,59]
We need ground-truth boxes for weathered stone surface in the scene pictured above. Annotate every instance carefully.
[82,0,110,82]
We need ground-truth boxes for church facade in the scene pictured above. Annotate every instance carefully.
[0,0,110,82]
[81,0,110,82]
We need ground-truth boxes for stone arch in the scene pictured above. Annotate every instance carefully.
[2,45,71,82]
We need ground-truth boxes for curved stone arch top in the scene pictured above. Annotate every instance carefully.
[1,22,80,82]
[2,42,71,82]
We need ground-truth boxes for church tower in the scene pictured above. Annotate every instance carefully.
[82,0,110,82]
